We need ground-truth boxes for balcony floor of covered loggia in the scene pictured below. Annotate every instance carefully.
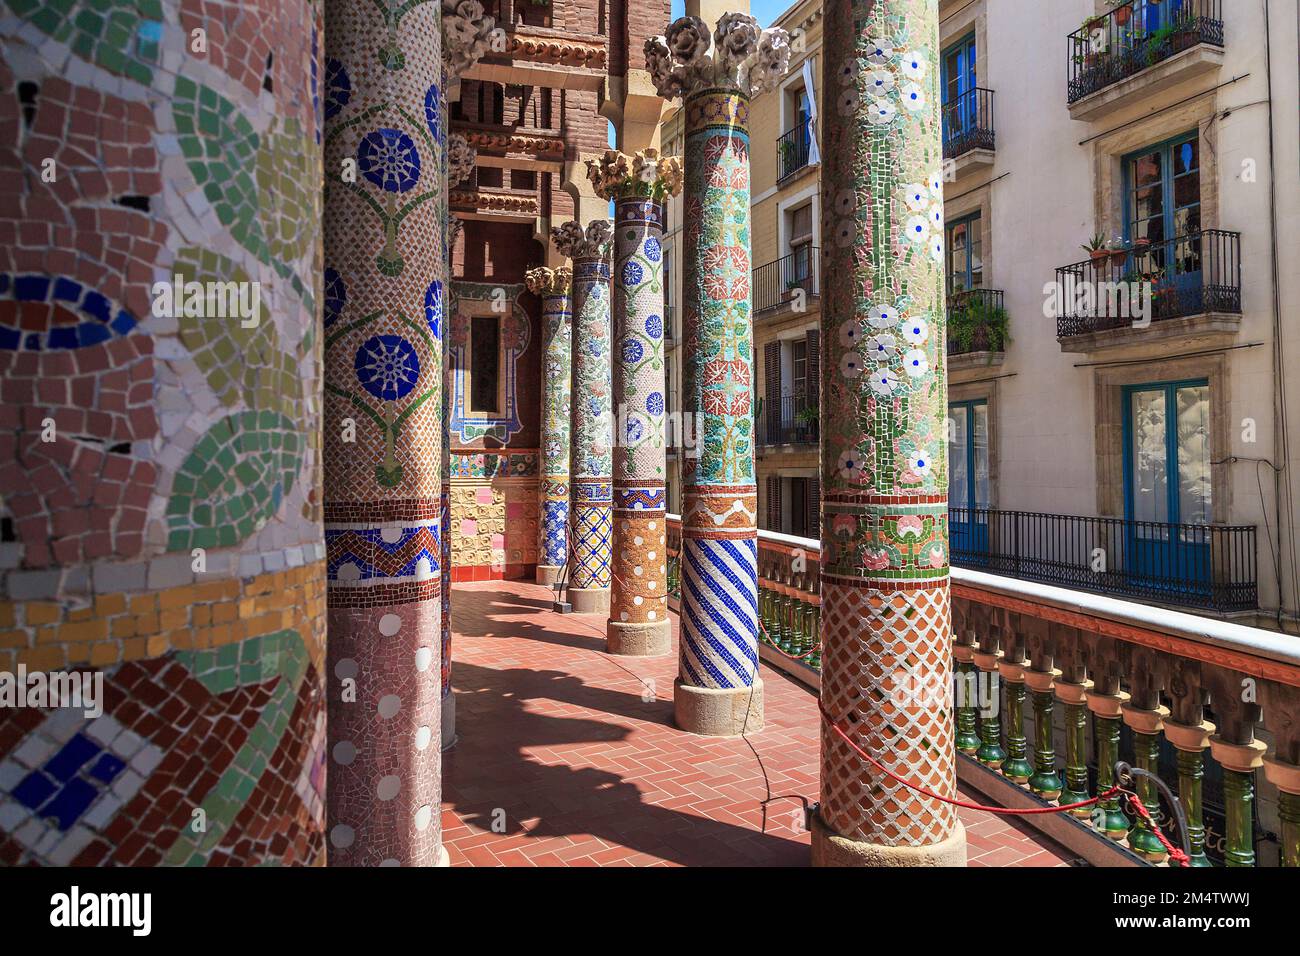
[442,580,1078,867]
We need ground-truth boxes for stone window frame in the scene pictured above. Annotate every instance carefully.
[1092,350,1231,523]
[462,298,509,416]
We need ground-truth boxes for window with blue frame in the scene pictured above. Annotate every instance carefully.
[1125,131,1201,309]
[949,399,990,562]
[1132,0,1188,33]
[945,213,983,295]
[941,33,977,145]
[1124,379,1212,591]
[1125,380,1210,526]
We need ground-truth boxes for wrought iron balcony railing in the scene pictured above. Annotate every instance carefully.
[947,288,1007,355]
[1067,0,1225,105]
[758,392,817,447]
[1054,229,1241,338]
[776,123,812,182]
[753,246,819,316]
[666,513,1290,868]
[942,87,995,159]
[948,507,1256,612]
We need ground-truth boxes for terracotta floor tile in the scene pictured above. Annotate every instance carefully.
[442,580,1075,868]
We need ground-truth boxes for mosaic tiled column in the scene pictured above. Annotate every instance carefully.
[525,267,575,586]
[811,0,965,866]
[587,151,684,656]
[439,7,498,749]
[0,2,327,864]
[323,0,446,867]
[647,15,789,733]
[552,221,614,615]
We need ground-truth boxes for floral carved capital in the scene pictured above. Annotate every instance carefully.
[525,265,573,297]
[443,0,508,79]
[550,219,612,260]
[585,148,683,201]
[645,13,791,101]
[447,133,476,187]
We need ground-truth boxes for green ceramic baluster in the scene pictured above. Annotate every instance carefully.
[976,668,1005,769]
[1277,789,1300,868]
[1092,712,1130,840]
[955,661,980,756]
[1028,688,1063,801]
[1059,697,1091,815]
[1174,748,1211,866]
[1127,730,1168,864]
[1001,669,1033,784]
[1221,768,1256,867]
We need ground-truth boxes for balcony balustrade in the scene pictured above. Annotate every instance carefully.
[942,87,995,159]
[1054,230,1241,340]
[666,514,1293,867]
[753,246,819,316]
[759,393,818,448]
[1067,0,1225,108]
[776,124,813,182]
[947,288,1007,357]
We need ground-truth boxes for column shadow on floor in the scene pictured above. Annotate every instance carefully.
[443,661,808,866]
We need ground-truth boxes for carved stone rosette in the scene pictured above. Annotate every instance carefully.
[526,266,576,584]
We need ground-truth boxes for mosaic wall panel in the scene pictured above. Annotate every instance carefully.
[449,480,538,580]
[321,0,445,866]
[0,0,326,865]
[818,0,959,848]
[678,90,759,690]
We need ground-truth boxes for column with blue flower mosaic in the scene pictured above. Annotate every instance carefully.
[552,221,615,615]
[812,0,965,867]
[585,150,683,655]
[322,0,448,867]
[646,14,790,733]
[525,266,574,585]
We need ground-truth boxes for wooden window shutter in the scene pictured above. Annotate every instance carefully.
[764,341,781,444]
[765,475,781,532]
[806,475,820,540]
[805,329,820,409]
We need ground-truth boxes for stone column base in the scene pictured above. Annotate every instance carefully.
[435,845,450,868]
[441,691,457,751]
[674,678,764,736]
[607,619,672,657]
[811,814,967,868]
[536,564,562,586]
[569,585,610,615]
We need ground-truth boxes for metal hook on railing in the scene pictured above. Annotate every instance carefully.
[1114,760,1192,862]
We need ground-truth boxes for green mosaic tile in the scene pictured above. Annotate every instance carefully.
[165,410,303,553]
[8,0,163,83]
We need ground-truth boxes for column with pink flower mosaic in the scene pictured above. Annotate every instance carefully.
[552,221,614,615]
[586,149,684,656]
[812,0,965,867]
[646,14,790,734]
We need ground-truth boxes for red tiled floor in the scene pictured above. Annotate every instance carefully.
[442,580,1077,867]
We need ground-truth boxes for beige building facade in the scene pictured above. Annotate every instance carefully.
[662,0,1300,631]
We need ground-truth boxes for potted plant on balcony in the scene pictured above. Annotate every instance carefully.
[1108,235,1130,266]
[948,294,1009,355]
[782,278,804,303]
[795,404,819,438]
[1108,0,1133,26]
[1082,232,1110,262]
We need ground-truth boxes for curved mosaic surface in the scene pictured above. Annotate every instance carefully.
[0,0,326,866]
[818,0,960,849]
[570,257,614,594]
[321,0,445,867]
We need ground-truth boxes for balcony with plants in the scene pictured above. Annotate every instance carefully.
[1067,1,1225,122]
[947,288,1008,371]
[1055,229,1241,352]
